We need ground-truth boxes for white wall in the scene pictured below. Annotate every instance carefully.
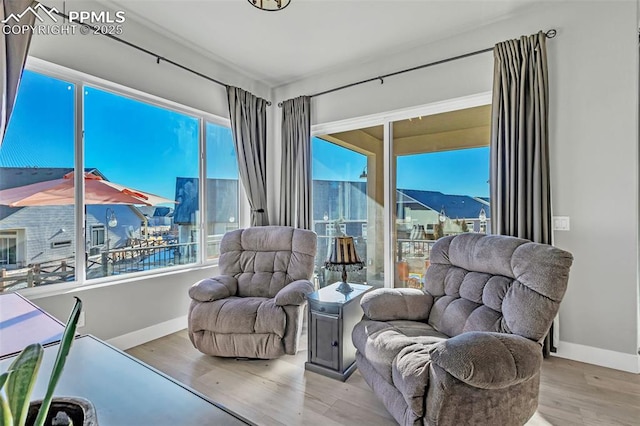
[274,0,640,367]
[23,0,269,343]
[30,266,217,344]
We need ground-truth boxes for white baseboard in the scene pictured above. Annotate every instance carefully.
[106,315,188,351]
[554,341,640,374]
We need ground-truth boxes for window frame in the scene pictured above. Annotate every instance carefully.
[91,225,106,246]
[203,120,243,261]
[0,231,18,266]
[14,57,248,297]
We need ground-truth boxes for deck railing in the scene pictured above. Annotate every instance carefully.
[0,256,76,292]
[0,240,203,291]
[105,241,198,276]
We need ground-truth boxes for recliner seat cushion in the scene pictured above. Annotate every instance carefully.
[352,319,447,383]
[189,297,286,337]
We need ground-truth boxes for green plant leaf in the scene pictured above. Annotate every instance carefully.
[0,392,13,426]
[34,297,82,426]
[0,372,9,391]
[0,372,13,426]
[5,343,43,426]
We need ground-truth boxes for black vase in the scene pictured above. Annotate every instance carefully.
[26,397,98,426]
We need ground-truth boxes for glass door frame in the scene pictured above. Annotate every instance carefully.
[311,92,491,288]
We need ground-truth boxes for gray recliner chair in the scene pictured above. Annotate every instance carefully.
[188,226,317,359]
[352,233,573,425]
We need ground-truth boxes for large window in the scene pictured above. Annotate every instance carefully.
[0,70,76,291]
[205,122,239,259]
[84,86,200,278]
[0,64,242,292]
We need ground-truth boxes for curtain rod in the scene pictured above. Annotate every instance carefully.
[278,29,557,107]
[39,3,273,106]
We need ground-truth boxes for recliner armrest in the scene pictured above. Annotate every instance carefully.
[274,280,314,306]
[189,275,238,302]
[428,331,543,389]
[361,288,433,321]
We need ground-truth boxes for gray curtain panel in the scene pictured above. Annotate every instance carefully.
[490,31,553,354]
[279,96,311,229]
[490,31,551,245]
[1,0,36,142]
[226,86,270,226]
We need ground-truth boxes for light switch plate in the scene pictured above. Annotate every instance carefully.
[553,216,570,231]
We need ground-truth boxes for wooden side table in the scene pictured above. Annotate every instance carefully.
[0,292,65,358]
[305,282,372,381]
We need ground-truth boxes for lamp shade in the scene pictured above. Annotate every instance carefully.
[325,236,364,294]
[325,236,364,270]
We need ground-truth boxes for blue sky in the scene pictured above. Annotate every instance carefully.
[2,70,488,201]
[312,137,489,198]
[1,70,237,200]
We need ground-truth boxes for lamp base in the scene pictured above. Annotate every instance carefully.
[335,281,354,294]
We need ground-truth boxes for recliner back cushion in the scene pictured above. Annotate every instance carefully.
[424,233,572,342]
[219,226,317,298]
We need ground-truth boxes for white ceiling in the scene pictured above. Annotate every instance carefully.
[104,0,537,87]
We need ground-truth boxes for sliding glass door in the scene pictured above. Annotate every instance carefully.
[310,97,491,290]
[393,106,491,289]
[312,125,385,288]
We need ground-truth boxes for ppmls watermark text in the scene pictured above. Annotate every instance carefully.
[1,3,126,36]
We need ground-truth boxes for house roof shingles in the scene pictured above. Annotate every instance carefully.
[398,188,490,220]
[0,167,106,191]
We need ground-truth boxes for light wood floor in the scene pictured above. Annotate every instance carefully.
[127,329,640,426]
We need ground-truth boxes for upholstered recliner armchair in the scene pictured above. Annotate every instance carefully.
[352,233,573,425]
[188,226,317,359]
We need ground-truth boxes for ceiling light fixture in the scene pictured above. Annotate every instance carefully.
[248,0,291,11]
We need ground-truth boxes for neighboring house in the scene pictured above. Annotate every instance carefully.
[136,206,174,236]
[0,203,75,269]
[312,179,490,238]
[312,180,368,231]
[173,176,239,239]
[311,180,489,287]
[397,188,491,236]
[0,167,144,270]
[85,204,144,254]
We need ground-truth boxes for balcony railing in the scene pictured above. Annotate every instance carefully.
[396,238,437,262]
[102,241,198,277]
[0,239,207,291]
[0,261,75,292]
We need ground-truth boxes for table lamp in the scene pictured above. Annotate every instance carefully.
[325,236,365,294]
